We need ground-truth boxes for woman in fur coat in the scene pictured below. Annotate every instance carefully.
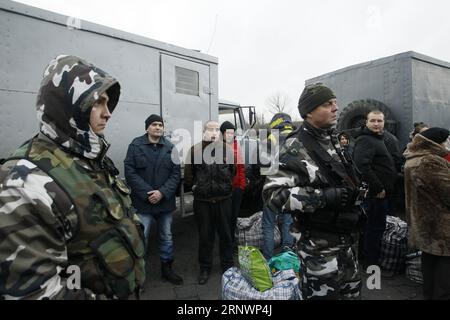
[404,127,450,300]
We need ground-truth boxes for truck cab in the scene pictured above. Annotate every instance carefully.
[218,100,258,166]
[219,100,256,132]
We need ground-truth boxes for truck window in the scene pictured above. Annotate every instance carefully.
[175,66,199,96]
[219,109,242,132]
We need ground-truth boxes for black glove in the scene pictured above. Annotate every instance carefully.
[321,187,352,210]
[269,188,290,212]
[289,214,302,234]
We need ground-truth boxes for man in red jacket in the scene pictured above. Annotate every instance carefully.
[220,121,246,249]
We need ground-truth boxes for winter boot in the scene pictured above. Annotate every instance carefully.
[161,260,183,285]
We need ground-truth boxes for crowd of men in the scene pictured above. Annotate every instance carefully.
[0,55,448,300]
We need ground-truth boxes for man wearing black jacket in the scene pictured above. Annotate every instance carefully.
[383,130,403,172]
[353,110,397,268]
[184,121,235,285]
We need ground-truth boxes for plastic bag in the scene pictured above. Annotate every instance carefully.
[222,267,302,300]
[268,250,300,277]
[235,211,281,249]
[379,215,408,274]
[238,246,273,292]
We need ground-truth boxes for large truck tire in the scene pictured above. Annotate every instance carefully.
[337,99,397,135]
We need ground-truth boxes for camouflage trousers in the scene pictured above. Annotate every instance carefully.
[298,233,361,300]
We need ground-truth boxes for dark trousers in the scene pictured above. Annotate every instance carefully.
[231,188,243,244]
[194,198,234,272]
[422,252,450,300]
[364,198,388,267]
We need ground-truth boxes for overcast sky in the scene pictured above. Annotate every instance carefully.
[13,0,450,121]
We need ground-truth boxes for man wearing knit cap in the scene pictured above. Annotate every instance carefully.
[404,127,450,299]
[184,121,235,285]
[220,121,246,249]
[261,113,295,260]
[124,114,183,285]
[263,83,365,300]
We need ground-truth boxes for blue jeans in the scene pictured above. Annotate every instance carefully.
[262,206,294,260]
[138,211,174,263]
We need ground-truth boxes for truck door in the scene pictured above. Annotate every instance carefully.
[161,54,215,218]
[161,54,213,145]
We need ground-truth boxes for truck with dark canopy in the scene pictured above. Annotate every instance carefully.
[306,51,450,149]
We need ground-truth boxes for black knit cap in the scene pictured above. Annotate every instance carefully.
[220,121,235,134]
[420,127,449,144]
[145,114,164,130]
[298,83,336,118]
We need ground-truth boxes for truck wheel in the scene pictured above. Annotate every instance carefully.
[337,99,397,135]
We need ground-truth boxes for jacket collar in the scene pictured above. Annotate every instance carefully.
[404,134,449,160]
[362,127,384,139]
[139,134,169,147]
[303,121,333,141]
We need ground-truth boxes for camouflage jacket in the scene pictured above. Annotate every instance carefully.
[262,122,362,233]
[0,56,145,299]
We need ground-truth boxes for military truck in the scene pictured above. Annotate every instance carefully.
[306,51,450,148]
[0,0,261,216]
[0,0,260,165]
[1,0,204,163]
[306,52,450,216]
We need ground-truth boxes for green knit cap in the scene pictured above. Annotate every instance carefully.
[298,83,336,118]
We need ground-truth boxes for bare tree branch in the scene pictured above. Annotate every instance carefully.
[265,92,292,115]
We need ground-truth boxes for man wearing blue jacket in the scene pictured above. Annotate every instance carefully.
[125,114,183,285]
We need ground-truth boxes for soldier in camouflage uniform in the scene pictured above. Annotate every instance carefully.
[262,83,365,300]
[0,55,145,300]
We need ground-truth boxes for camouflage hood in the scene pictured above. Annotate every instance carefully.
[37,55,120,159]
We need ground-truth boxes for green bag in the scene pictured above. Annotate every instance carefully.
[238,246,273,292]
[268,250,300,276]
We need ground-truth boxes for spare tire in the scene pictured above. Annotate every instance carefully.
[337,99,397,135]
